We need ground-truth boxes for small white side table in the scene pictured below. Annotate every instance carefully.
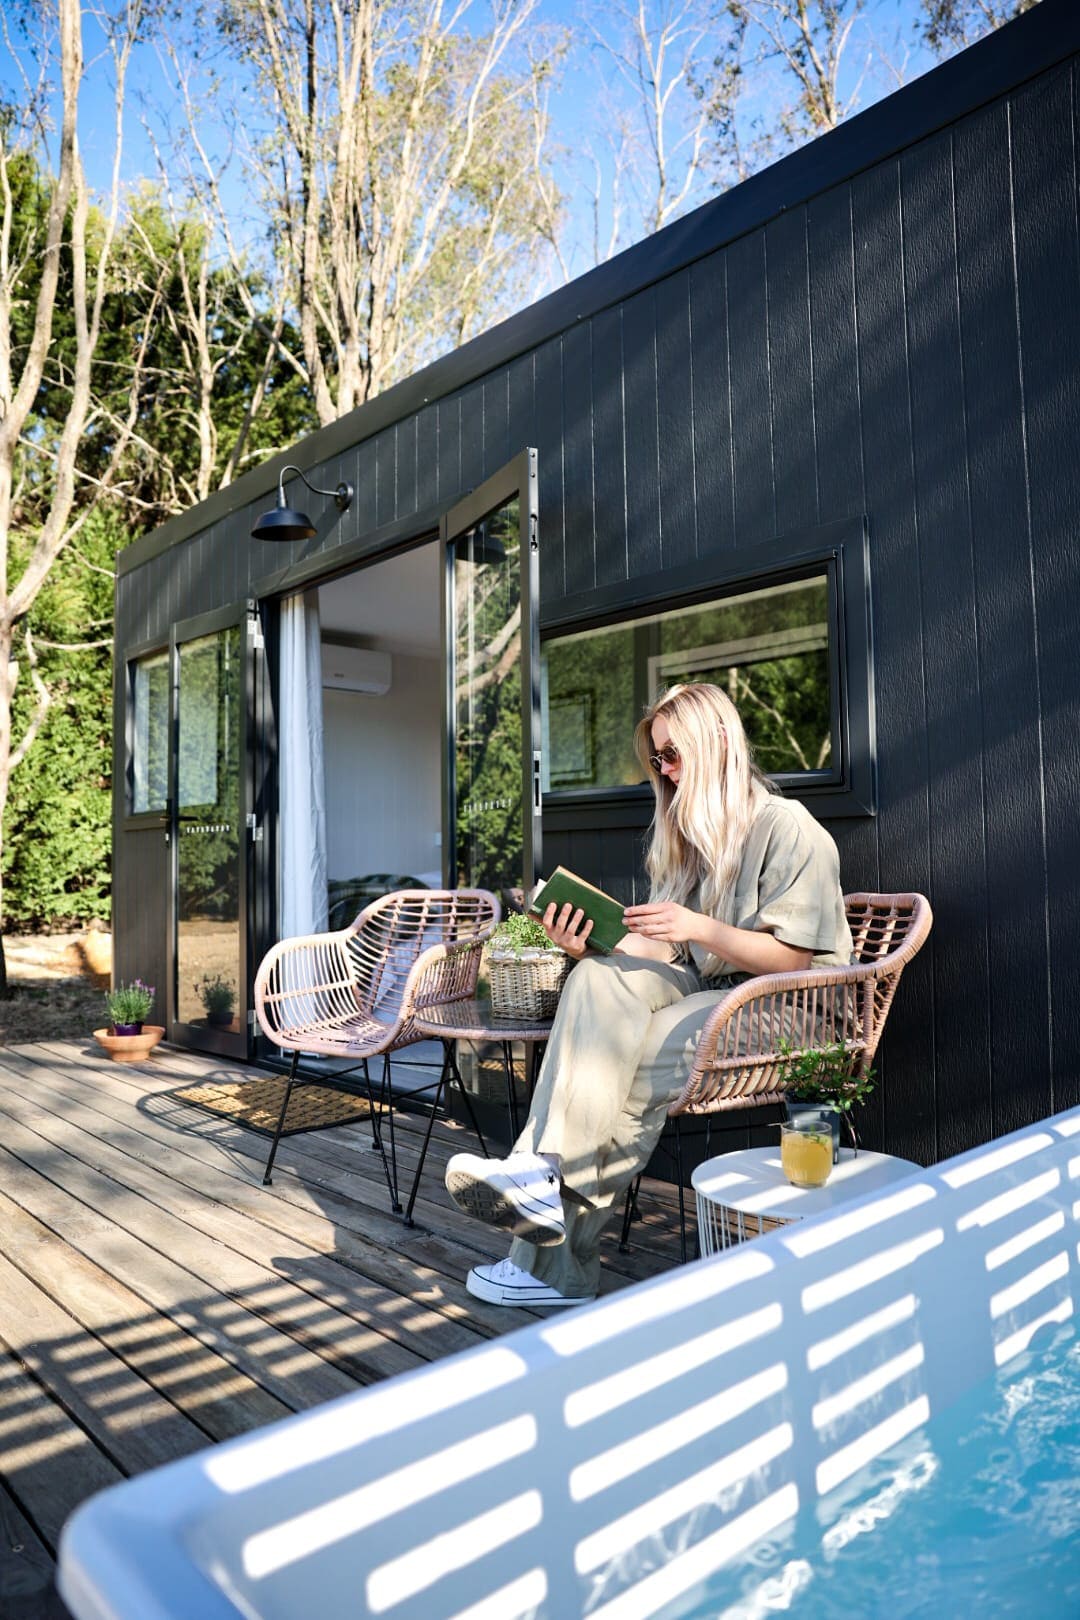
[692,1146,921,1254]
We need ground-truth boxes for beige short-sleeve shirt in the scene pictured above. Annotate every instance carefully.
[689,792,853,979]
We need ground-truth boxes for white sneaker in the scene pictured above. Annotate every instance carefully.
[445,1151,566,1245]
[466,1257,592,1307]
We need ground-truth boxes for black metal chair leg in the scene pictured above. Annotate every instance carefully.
[358,1057,399,1208]
[618,1173,642,1253]
[263,1049,300,1185]
[674,1117,688,1264]
[502,1041,520,1140]
[403,1043,452,1227]
[382,1053,403,1212]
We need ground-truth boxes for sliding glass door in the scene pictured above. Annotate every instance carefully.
[168,603,260,1056]
[442,449,541,910]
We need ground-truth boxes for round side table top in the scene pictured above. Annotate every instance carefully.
[411,996,554,1043]
[692,1145,922,1224]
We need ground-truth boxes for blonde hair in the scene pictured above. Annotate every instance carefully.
[634,683,772,973]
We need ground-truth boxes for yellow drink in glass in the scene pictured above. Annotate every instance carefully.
[781,1123,833,1188]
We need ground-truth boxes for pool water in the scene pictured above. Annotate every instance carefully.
[678,1326,1080,1619]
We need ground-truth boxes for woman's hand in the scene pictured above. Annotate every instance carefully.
[540,901,594,960]
[622,901,700,946]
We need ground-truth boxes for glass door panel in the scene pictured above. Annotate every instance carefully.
[443,450,540,911]
[170,606,252,1056]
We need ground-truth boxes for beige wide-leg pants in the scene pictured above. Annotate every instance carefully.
[509,953,736,1298]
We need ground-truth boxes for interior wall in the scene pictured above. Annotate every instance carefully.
[322,653,442,884]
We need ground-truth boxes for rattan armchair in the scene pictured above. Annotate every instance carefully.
[254,888,500,1205]
[622,891,934,1259]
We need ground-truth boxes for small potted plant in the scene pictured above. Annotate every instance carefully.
[486,912,569,1021]
[94,980,164,1062]
[777,1038,876,1160]
[197,973,237,1028]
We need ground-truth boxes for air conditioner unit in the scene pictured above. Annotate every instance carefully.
[320,643,392,695]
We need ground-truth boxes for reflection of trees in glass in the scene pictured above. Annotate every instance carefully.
[542,577,832,786]
[133,653,170,813]
[454,500,523,906]
[177,628,241,924]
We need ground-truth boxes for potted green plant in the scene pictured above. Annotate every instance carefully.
[104,978,155,1036]
[94,979,164,1062]
[777,1038,876,1160]
[486,913,568,1021]
[197,973,237,1028]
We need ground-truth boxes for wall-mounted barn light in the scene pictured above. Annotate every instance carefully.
[251,465,354,542]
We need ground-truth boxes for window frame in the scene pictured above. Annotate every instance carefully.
[123,637,172,827]
[540,517,874,823]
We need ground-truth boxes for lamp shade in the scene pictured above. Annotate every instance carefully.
[251,498,316,543]
[251,469,354,541]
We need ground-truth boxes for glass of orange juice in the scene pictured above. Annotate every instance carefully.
[780,1120,834,1188]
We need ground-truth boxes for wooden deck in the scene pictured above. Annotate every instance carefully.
[0,1036,692,1617]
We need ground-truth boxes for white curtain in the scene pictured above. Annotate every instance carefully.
[279,589,329,938]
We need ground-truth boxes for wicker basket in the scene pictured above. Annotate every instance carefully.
[488,947,570,1021]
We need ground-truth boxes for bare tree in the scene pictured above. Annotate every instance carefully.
[0,0,150,989]
[919,0,1039,55]
[580,0,728,263]
[186,0,564,425]
[726,0,869,141]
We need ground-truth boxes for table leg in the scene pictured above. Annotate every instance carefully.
[501,1042,520,1140]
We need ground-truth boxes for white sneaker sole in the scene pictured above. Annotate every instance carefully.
[466,1268,593,1307]
[446,1165,566,1246]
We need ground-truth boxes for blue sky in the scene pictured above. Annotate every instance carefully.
[3,0,957,282]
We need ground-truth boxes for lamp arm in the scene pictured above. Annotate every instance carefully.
[278,464,354,512]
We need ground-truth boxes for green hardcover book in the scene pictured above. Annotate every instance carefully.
[528,866,628,954]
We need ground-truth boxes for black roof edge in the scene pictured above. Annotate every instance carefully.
[118,0,1076,579]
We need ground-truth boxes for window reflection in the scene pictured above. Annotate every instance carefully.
[541,576,833,791]
[176,627,241,1031]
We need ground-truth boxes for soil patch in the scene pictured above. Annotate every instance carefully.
[1,931,115,1044]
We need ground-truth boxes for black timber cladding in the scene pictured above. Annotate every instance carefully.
[113,0,1080,1169]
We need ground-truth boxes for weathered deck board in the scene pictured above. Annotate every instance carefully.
[0,1038,693,1614]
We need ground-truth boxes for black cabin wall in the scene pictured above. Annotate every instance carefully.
[113,12,1080,1169]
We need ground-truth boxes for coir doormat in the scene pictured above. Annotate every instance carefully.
[174,1077,372,1137]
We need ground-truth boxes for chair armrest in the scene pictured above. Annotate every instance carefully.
[253,929,357,1046]
[672,962,880,1115]
[400,932,492,1023]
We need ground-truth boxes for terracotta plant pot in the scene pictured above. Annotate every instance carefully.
[93,1025,165,1063]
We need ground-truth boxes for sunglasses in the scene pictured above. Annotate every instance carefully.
[648,743,681,773]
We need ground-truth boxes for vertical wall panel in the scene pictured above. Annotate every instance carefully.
[459,380,484,493]
[852,157,937,1166]
[1011,62,1080,1117]
[437,395,461,505]
[534,338,565,602]
[416,404,438,512]
[903,132,992,1159]
[689,256,735,557]
[655,269,696,570]
[483,371,510,478]
[623,288,662,582]
[767,207,819,536]
[592,305,626,589]
[954,96,1051,1141]
[353,435,379,535]
[562,322,595,596]
[397,414,418,517]
[809,189,865,521]
[507,355,535,458]
[726,232,775,546]
[375,426,397,527]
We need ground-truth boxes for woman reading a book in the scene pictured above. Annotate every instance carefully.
[445,681,852,1307]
